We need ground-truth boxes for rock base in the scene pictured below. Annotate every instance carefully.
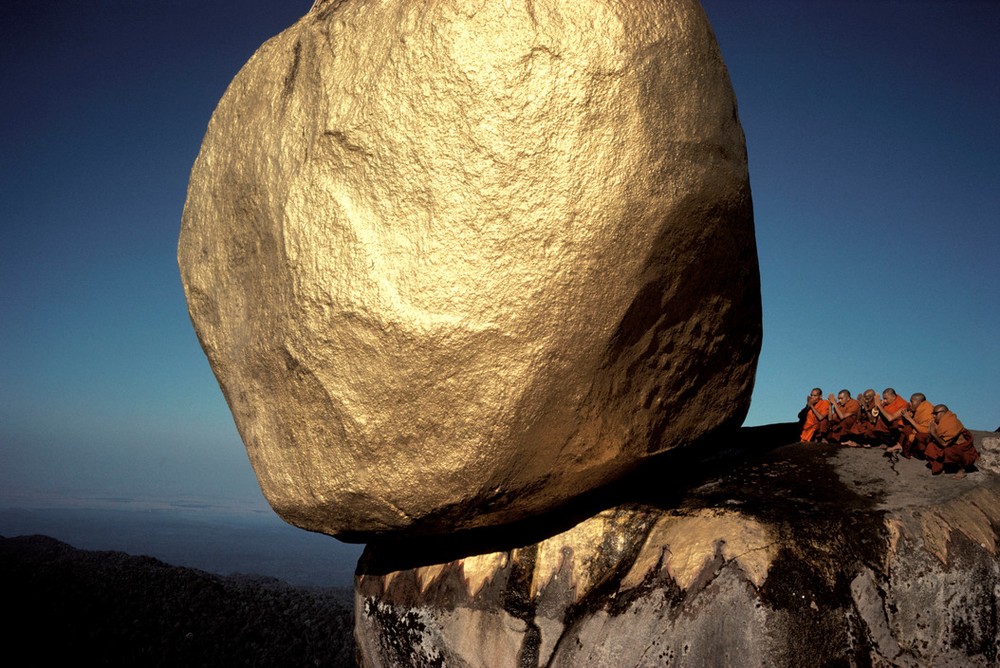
[354,426,1000,667]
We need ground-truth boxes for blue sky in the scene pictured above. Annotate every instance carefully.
[1,1,997,511]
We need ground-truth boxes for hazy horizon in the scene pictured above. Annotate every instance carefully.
[0,490,363,588]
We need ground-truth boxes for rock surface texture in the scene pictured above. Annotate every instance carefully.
[355,427,1000,667]
[178,0,760,538]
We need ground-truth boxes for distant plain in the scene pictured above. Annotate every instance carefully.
[0,495,363,588]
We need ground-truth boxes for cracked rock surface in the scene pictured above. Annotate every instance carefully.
[355,425,1000,667]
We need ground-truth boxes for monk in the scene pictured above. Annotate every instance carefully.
[870,388,908,448]
[826,389,860,444]
[845,389,878,447]
[894,392,933,458]
[925,404,979,478]
[800,388,831,443]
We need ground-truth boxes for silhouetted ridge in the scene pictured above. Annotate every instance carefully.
[0,534,355,667]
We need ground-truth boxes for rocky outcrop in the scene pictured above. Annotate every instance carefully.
[178,0,760,540]
[355,427,1000,667]
[975,431,1000,474]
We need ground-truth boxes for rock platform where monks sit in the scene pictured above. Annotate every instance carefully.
[354,424,1000,667]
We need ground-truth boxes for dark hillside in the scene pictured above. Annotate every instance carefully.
[0,535,356,667]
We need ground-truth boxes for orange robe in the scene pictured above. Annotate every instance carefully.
[829,398,860,444]
[872,395,909,445]
[925,412,980,474]
[882,395,908,427]
[911,401,934,432]
[800,399,831,442]
[902,400,934,458]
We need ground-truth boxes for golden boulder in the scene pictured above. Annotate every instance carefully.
[178,0,761,539]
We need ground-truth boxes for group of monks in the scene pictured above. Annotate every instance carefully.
[799,387,980,479]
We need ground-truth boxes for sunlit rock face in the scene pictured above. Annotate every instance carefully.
[178,0,760,538]
[355,432,1000,667]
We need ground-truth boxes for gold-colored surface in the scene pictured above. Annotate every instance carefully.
[363,506,775,606]
[460,552,510,598]
[178,0,760,537]
[905,486,1000,565]
[621,509,776,590]
[530,509,637,599]
[379,551,510,597]
[884,518,903,573]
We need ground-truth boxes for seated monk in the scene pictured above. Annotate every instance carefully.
[826,389,860,444]
[870,388,908,448]
[800,388,831,443]
[925,404,980,478]
[895,392,933,458]
[846,389,878,447]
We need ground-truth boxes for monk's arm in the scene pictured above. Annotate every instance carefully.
[929,421,949,447]
[882,404,905,422]
[825,396,846,420]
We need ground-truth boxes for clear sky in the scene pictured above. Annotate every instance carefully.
[2,1,998,513]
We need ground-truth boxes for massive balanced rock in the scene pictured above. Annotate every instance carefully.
[178,0,760,539]
[355,428,1000,667]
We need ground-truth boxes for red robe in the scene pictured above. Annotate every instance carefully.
[829,398,860,444]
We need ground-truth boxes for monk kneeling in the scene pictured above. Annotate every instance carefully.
[925,404,979,478]
[826,389,860,445]
[872,388,908,449]
[800,388,830,443]
[898,392,933,458]
[845,389,878,447]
